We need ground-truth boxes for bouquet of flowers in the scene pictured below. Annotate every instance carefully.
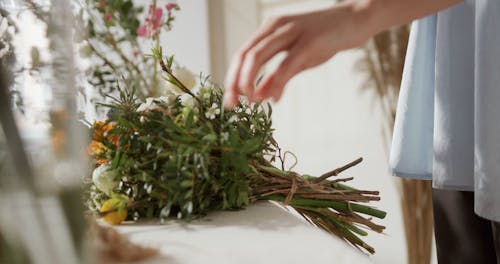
[85,46,386,254]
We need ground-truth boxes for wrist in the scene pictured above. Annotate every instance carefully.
[330,0,381,42]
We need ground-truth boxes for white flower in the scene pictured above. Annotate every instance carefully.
[158,91,177,105]
[205,103,220,120]
[137,95,176,112]
[166,66,196,93]
[220,132,229,142]
[228,115,238,123]
[137,97,155,112]
[92,164,119,195]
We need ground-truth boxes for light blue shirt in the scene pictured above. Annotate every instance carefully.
[389,0,500,221]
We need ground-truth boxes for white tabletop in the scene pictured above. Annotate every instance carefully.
[114,201,372,264]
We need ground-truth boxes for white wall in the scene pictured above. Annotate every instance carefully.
[136,0,211,74]
[161,0,211,74]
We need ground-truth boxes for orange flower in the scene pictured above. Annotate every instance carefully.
[88,140,107,157]
[108,134,120,146]
[92,121,122,146]
[96,159,109,165]
[101,122,121,146]
[103,122,116,133]
[92,121,106,141]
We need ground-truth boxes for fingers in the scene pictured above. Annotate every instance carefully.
[239,16,291,58]
[238,23,300,102]
[254,44,306,102]
[223,16,290,108]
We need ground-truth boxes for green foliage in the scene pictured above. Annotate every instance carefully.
[88,79,276,220]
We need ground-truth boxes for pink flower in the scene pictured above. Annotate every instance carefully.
[98,0,107,9]
[136,25,147,37]
[166,3,178,11]
[151,7,163,29]
[137,5,164,38]
[104,13,112,22]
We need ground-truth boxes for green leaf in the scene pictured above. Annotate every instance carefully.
[184,189,193,199]
[180,180,193,188]
[184,108,194,128]
[111,151,122,169]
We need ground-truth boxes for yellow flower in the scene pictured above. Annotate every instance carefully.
[100,198,128,225]
[88,140,107,157]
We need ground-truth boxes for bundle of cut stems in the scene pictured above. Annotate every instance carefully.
[251,158,386,254]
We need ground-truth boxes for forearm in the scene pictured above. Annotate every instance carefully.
[348,0,461,35]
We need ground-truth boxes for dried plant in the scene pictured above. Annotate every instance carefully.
[357,26,434,264]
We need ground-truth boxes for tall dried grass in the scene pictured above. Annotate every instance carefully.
[357,26,434,264]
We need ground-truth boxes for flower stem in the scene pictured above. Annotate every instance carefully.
[262,194,387,219]
[152,36,160,96]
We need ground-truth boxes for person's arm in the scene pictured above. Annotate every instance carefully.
[223,0,460,108]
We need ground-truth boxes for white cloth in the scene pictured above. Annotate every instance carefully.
[389,0,500,221]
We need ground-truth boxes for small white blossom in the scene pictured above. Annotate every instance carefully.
[156,147,163,154]
[158,91,177,105]
[185,201,193,214]
[160,206,170,218]
[137,95,176,112]
[228,115,238,123]
[92,164,119,195]
[144,183,153,194]
[205,103,220,120]
[221,132,229,142]
[137,97,156,112]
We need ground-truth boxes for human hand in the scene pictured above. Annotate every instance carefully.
[223,2,375,108]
